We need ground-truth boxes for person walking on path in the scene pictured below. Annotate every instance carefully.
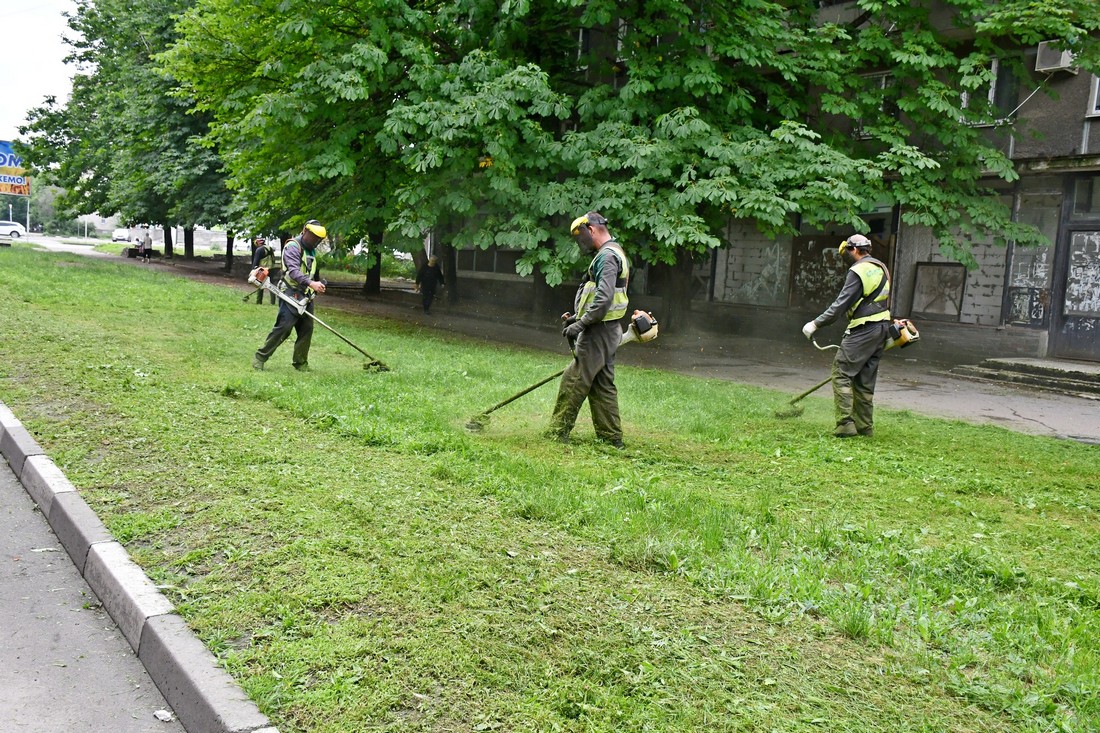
[548,212,630,448]
[141,228,152,263]
[252,220,328,371]
[414,255,445,314]
[249,236,279,305]
[802,234,892,438]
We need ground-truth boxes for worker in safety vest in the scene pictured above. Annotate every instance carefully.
[249,236,279,305]
[252,220,328,371]
[548,211,630,448]
[802,234,891,437]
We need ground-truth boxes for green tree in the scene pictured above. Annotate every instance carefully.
[19,0,231,259]
[164,1,1100,321]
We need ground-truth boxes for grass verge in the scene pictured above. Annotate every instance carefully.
[1,247,1097,732]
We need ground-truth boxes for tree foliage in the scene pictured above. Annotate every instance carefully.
[39,0,1100,279]
[18,0,230,241]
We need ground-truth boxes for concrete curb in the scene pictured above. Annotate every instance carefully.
[0,400,276,733]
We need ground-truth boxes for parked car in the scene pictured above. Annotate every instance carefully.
[111,228,131,242]
[0,220,27,239]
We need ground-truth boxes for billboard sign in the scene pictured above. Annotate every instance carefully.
[0,140,30,197]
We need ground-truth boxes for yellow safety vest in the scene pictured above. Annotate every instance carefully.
[577,242,630,322]
[847,258,891,328]
[280,238,318,297]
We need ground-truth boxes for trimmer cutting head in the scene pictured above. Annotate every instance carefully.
[465,414,489,432]
[773,404,806,419]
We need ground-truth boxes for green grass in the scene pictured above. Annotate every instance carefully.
[1,247,1098,732]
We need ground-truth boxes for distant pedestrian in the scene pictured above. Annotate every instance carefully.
[141,229,152,262]
[250,236,279,305]
[415,255,445,314]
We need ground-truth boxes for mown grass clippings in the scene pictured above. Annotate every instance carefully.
[1,247,1097,731]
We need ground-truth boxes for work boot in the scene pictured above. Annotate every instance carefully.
[833,422,858,438]
[294,364,310,372]
[545,430,570,444]
[857,428,874,438]
[609,438,625,450]
[251,356,265,371]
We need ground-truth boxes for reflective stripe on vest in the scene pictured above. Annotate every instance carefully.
[577,242,630,322]
[847,258,891,328]
[280,238,318,296]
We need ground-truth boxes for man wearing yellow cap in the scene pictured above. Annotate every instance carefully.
[801,234,891,437]
[548,211,630,448]
[253,220,328,371]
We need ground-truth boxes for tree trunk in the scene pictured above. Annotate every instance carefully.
[184,227,195,258]
[224,230,234,272]
[362,231,382,295]
[657,249,698,332]
[162,224,174,258]
[441,239,459,304]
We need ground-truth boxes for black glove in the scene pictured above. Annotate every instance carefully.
[562,320,585,339]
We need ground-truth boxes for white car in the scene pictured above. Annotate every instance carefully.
[111,228,131,242]
[0,220,27,238]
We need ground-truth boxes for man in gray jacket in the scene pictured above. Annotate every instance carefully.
[802,234,891,437]
[252,220,328,371]
[549,212,630,448]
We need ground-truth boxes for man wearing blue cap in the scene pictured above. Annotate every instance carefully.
[548,212,630,448]
[252,220,328,371]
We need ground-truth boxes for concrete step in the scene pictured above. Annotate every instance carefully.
[979,357,1100,381]
[949,362,1100,399]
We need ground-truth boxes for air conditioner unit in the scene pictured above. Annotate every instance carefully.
[1035,41,1077,74]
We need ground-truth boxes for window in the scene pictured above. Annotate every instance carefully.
[1072,175,1100,218]
[854,72,894,139]
[1088,75,1100,117]
[961,58,1020,125]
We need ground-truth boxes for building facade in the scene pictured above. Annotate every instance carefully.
[445,14,1100,363]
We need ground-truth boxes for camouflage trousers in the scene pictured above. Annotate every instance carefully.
[832,321,890,434]
[549,320,622,442]
[254,297,314,368]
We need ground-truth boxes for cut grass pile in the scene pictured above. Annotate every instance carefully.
[1,247,1098,732]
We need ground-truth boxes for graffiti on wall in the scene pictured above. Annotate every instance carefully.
[1065,232,1100,317]
[1006,287,1049,326]
[788,237,847,310]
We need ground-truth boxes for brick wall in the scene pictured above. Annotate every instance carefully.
[715,220,792,307]
[894,223,1009,326]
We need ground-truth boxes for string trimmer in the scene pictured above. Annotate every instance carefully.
[774,339,838,419]
[774,320,920,419]
[465,310,658,431]
[248,268,390,372]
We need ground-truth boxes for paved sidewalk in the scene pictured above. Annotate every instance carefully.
[0,457,185,733]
